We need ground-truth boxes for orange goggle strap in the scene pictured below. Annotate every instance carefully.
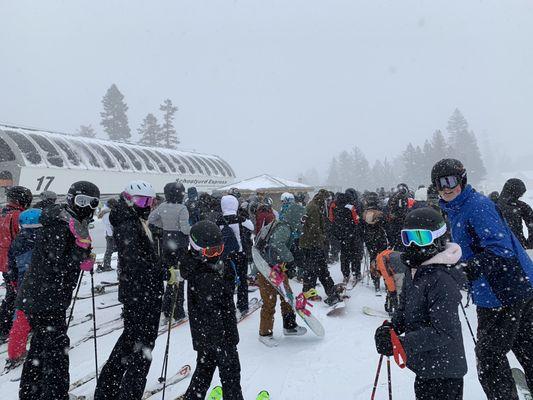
[189,237,224,257]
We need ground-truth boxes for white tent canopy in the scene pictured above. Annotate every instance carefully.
[216,174,313,193]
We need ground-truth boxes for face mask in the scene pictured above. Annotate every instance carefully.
[72,204,96,222]
[401,245,439,267]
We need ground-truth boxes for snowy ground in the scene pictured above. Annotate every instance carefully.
[3,254,523,400]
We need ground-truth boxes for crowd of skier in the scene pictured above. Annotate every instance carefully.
[1,157,533,399]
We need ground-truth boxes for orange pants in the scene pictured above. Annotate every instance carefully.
[8,309,31,360]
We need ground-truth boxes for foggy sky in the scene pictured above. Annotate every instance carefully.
[1,0,532,181]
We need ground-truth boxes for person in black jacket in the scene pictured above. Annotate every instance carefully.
[498,178,533,249]
[180,220,244,400]
[19,181,99,400]
[333,193,363,284]
[95,180,164,400]
[374,208,467,400]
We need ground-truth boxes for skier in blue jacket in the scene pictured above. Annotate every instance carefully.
[433,158,533,400]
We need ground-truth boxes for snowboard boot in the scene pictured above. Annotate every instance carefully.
[208,385,223,400]
[324,293,342,307]
[257,390,270,400]
[258,334,279,347]
[342,276,350,286]
[283,325,307,336]
[304,288,322,302]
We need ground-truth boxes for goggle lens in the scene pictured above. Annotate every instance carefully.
[435,175,460,191]
[401,229,435,247]
[132,195,154,208]
[202,244,225,258]
[74,195,100,209]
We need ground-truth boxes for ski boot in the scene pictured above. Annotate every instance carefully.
[257,390,270,400]
[283,325,307,336]
[304,288,322,302]
[324,293,342,307]
[258,334,279,347]
[208,385,223,400]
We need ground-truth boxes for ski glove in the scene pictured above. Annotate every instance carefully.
[80,254,96,272]
[374,321,394,356]
[167,267,183,286]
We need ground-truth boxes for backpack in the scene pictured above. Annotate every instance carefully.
[220,220,240,259]
[254,219,281,253]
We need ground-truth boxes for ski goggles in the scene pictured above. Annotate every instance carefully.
[401,224,447,247]
[74,194,100,209]
[434,175,461,191]
[131,195,155,208]
[189,237,225,258]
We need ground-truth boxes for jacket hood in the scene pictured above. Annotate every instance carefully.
[421,242,462,266]
[40,204,71,227]
[500,178,526,202]
[313,189,329,206]
[221,195,239,216]
[336,193,350,207]
[414,187,428,202]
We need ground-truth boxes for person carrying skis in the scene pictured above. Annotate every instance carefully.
[497,178,533,249]
[256,199,307,347]
[434,158,533,400]
[95,180,164,400]
[375,249,408,314]
[0,185,32,342]
[18,181,99,400]
[374,207,467,400]
[300,189,341,305]
[217,195,254,316]
[4,208,42,371]
[148,182,191,322]
[180,220,244,400]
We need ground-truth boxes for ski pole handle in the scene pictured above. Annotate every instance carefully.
[390,329,407,369]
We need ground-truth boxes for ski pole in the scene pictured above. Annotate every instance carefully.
[387,356,392,400]
[370,355,384,400]
[160,282,179,400]
[90,269,99,384]
[66,271,84,330]
[460,301,477,345]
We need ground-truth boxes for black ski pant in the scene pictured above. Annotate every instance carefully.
[162,281,185,319]
[290,240,305,280]
[0,272,16,337]
[302,248,335,297]
[339,241,363,280]
[228,252,249,313]
[475,297,533,400]
[414,377,463,400]
[19,311,69,400]
[94,299,162,400]
[185,346,243,400]
[103,235,116,270]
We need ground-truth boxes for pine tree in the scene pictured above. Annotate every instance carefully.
[337,150,354,189]
[159,99,179,148]
[77,124,96,138]
[401,143,419,188]
[138,113,161,146]
[429,130,449,163]
[352,146,371,190]
[327,157,340,189]
[446,109,486,184]
[100,84,131,141]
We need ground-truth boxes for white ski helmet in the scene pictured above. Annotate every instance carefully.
[123,180,156,203]
[281,192,295,204]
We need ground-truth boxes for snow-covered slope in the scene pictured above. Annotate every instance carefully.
[0,259,526,399]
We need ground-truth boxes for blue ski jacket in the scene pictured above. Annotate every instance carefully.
[440,185,533,308]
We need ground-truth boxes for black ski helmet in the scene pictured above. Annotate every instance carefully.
[67,181,100,221]
[189,220,223,253]
[164,182,185,203]
[363,192,380,209]
[6,186,33,209]
[431,159,467,190]
[400,207,447,267]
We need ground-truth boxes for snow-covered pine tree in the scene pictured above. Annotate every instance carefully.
[77,124,96,138]
[100,84,131,141]
[326,157,340,189]
[159,99,179,148]
[446,109,486,184]
[352,146,371,190]
[138,113,161,146]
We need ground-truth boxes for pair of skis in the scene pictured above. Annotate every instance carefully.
[173,385,270,400]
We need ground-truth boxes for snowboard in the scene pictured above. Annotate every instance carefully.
[252,247,325,337]
[512,367,533,400]
[362,306,390,319]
